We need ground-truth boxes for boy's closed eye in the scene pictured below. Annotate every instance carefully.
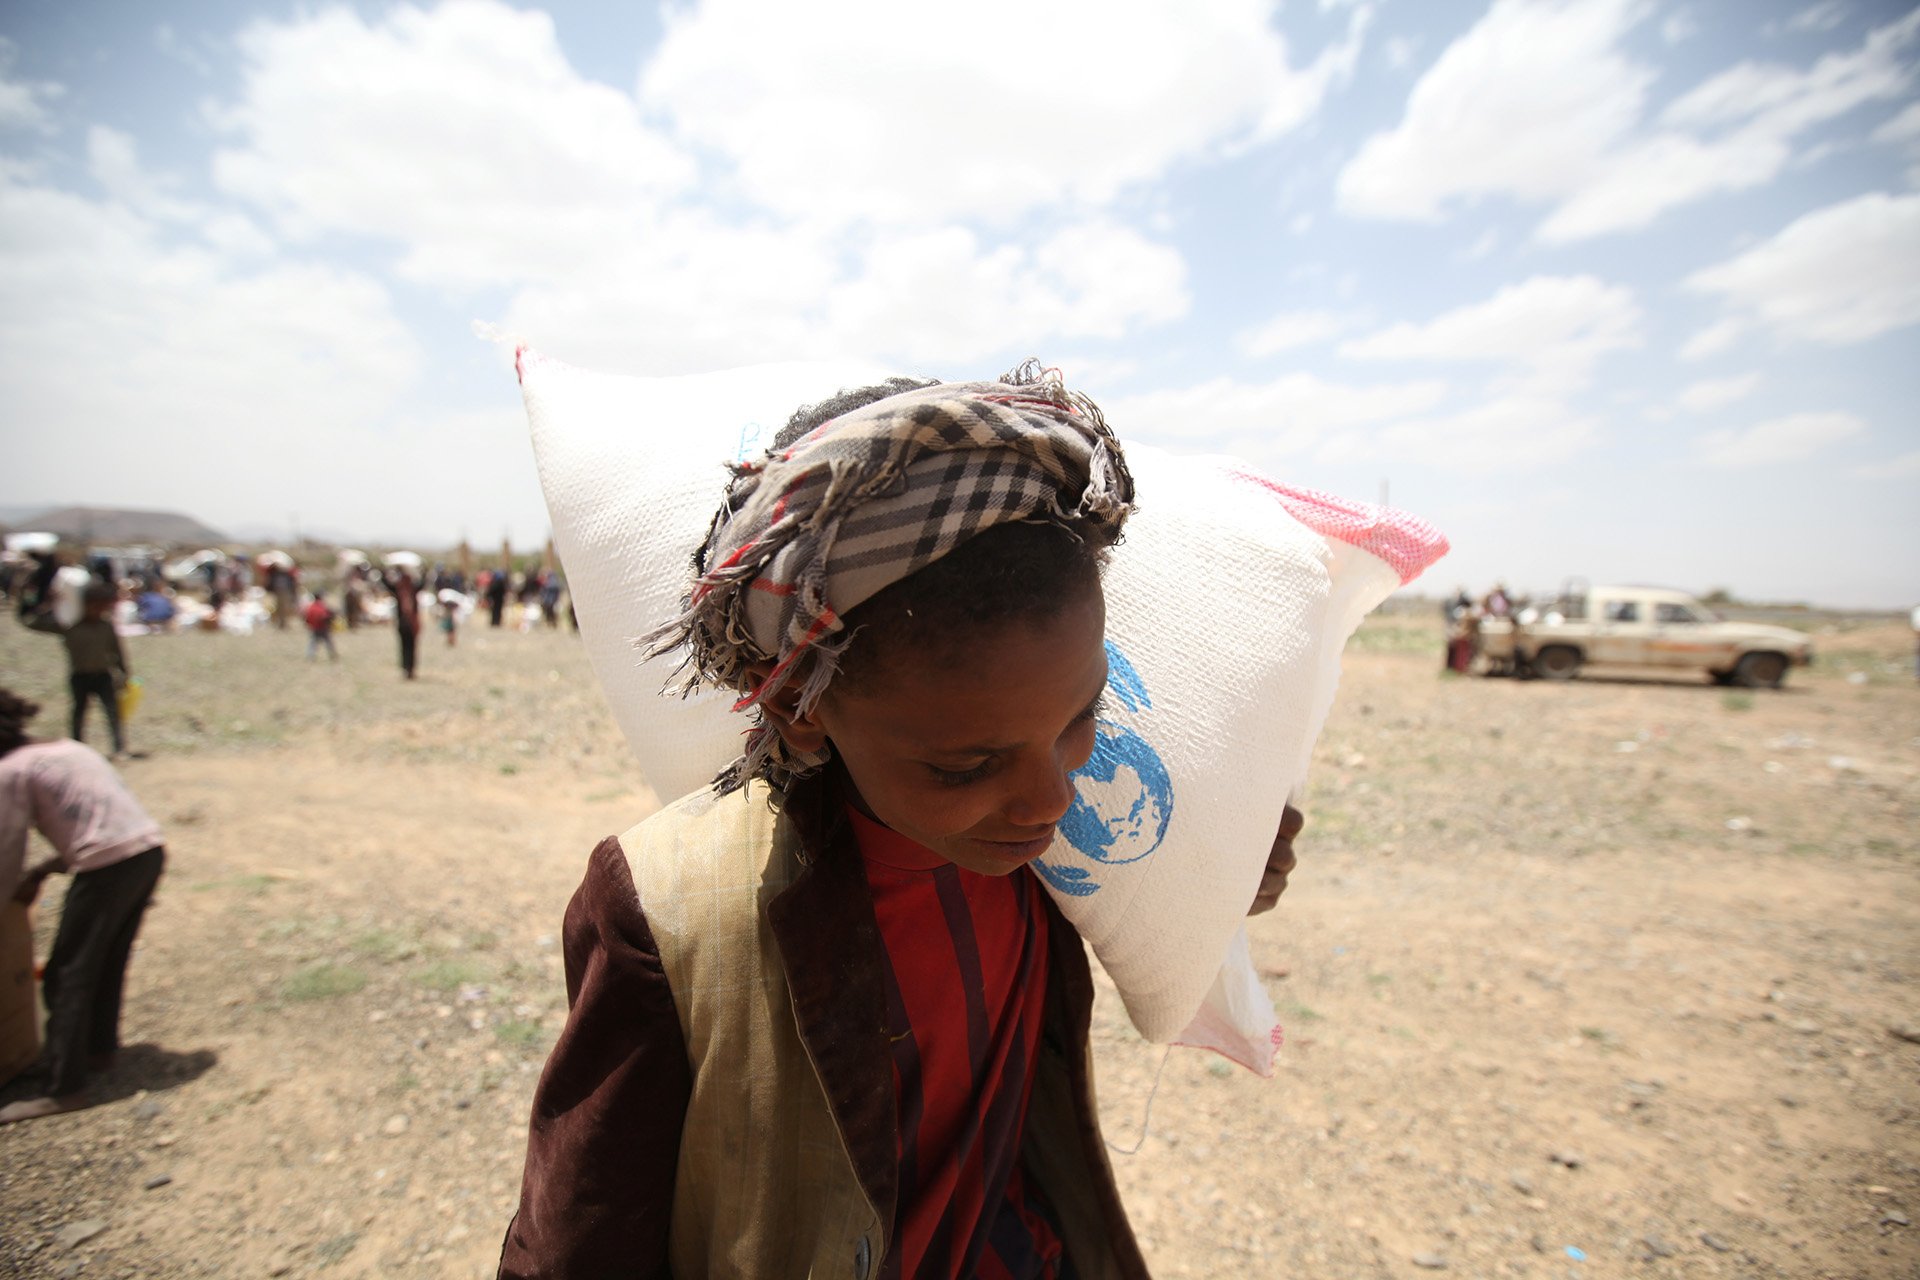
[922,691,1107,788]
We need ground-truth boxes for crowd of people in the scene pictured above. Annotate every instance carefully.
[1440,582,1536,675]
[1,545,575,750]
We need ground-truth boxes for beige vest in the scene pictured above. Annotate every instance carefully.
[624,784,882,1279]
[622,782,1142,1280]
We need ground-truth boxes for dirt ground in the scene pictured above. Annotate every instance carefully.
[1,611,1915,1279]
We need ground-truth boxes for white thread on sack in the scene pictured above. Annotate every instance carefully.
[1105,1044,1174,1157]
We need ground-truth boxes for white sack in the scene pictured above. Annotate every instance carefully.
[51,566,92,628]
[518,349,1446,1073]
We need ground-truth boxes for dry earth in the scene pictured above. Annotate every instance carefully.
[1,613,1915,1279]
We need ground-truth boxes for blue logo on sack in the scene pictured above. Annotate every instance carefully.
[733,421,767,462]
[1035,641,1174,898]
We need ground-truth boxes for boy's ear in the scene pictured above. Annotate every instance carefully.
[745,662,829,755]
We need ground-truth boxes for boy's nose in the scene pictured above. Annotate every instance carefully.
[1003,754,1077,829]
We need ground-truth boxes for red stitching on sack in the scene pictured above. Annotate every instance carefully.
[1225,466,1449,586]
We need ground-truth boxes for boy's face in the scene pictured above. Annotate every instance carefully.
[794,584,1109,876]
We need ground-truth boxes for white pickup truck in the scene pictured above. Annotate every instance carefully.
[1477,585,1815,687]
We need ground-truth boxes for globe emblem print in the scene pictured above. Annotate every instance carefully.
[1035,641,1174,898]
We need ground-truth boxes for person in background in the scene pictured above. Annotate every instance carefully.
[20,550,58,618]
[486,568,509,629]
[21,583,130,759]
[0,686,167,1125]
[303,590,338,662]
[388,567,422,680]
[438,589,461,648]
[540,574,562,630]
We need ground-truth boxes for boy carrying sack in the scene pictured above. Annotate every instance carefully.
[22,581,130,758]
[500,365,1300,1279]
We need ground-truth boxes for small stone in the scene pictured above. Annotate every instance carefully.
[1549,1150,1585,1169]
[1790,1019,1821,1035]
[267,1256,294,1276]
[382,1113,410,1136]
[143,1173,173,1190]
[1642,1234,1675,1258]
[1888,1024,1920,1045]
[1508,1170,1536,1195]
[131,1097,163,1121]
[1883,1210,1911,1227]
[1411,1252,1448,1269]
[53,1219,107,1248]
[1699,1232,1732,1252]
[153,1131,178,1147]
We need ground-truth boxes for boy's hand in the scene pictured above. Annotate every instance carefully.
[1249,804,1304,916]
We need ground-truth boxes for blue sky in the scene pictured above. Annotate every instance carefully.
[2,0,1915,607]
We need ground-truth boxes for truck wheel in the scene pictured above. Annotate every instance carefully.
[1533,645,1581,681]
[1734,652,1788,689]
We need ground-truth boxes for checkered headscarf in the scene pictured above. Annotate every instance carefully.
[645,360,1134,791]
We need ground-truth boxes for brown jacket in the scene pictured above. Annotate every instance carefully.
[498,777,1149,1279]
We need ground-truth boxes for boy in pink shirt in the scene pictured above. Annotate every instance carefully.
[0,686,166,1124]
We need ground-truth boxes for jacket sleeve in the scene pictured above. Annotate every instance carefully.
[21,611,62,636]
[498,835,692,1280]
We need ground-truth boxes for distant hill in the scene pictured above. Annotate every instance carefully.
[17,505,228,545]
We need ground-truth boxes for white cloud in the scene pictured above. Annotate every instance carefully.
[1384,35,1418,70]
[502,217,1189,373]
[1875,100,1920,145]
[1678,316,1747,361]
[0,39,61,133]
[1239,309,1350,357]
[1695,411,1865,467]
[1785,2,1848,34]
[1338,0,1651,225]
[202,1,1194,374]
[211,1,693,289]
[1685,191,1920,345]
[1324,395,1600,472]
[1109,371,1448,459]
[1339,275,1641,395]
[1853,448,1920,479]
[0,168,422,521]
[1337,1,1920,242]
[823,221,1189,364]
[1872,100,1920,185]
[1676,373,1761,412]
[153,24,214,78]
[641,0,1370,227]
[1661,9,1698,44]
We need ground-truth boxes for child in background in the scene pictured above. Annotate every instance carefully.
[303,590,338,662]
[0,686,167,1125]
[500,365,1303,1279]
[21,581,130,758]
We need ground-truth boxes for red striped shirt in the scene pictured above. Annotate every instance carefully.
[849,807,1067,1280]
